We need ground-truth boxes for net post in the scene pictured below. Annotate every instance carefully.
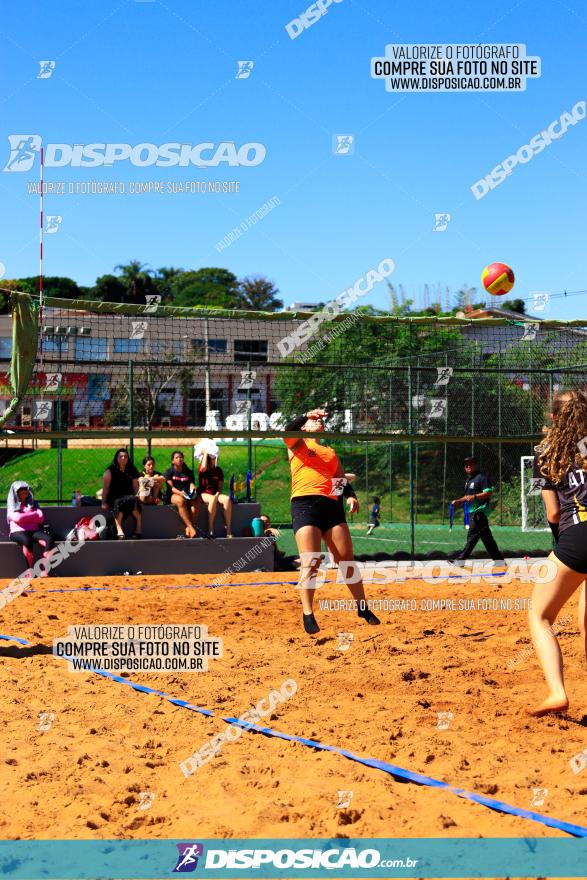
[39,145,44,350]
[56,333,63,503]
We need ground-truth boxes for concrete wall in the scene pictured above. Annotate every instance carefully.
[0,502,274,576]
[0,503,261,540]
[0,536,274,577]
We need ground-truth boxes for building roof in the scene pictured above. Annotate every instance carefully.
[466,306,539,320]
[285,301,322,311]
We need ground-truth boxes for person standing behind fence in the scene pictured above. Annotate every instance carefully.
[366,496,381,536]
[101,448,142,539]
[7,481,55,574]
[451,456,505,566]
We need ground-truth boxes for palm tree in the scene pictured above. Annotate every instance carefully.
[114,260,154,304]
[154,266,185,304]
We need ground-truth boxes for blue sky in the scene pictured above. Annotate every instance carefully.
[0,0,585,318]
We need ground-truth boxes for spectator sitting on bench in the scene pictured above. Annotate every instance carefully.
[7,480,55,573]
[138,455,165,505]
[101,448,142,539]
[196,440,233,538]
[259,513,280,539]
[164,450,201,539]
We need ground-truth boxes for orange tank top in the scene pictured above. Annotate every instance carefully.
[288,438,341,499]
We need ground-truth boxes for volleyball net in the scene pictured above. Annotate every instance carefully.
[0,291,586,554]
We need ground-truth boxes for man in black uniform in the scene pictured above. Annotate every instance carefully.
[451,456,505,565]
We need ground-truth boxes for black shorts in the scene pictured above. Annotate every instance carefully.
[291,495,346,535]
[113,495,140,517]
[553,521,587,574]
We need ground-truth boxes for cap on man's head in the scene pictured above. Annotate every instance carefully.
[463,456,477,464]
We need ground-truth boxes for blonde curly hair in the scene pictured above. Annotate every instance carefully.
[538,389,587,484]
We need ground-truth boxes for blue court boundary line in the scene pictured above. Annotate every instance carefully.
[18,571,511,595]
[1,630,585,839]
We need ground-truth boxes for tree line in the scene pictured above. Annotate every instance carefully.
[0,262,283,313]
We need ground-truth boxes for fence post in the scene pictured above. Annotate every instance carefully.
[408,365,415,560]
[246,359,252,502]
[128,360,134,463]
[528,347,533,438]
[204,317,211,417]
[471,348,475,458]
[57,440,62,504]
[253,443,257,501]
[388,442,393,523]
[441,352,448,524]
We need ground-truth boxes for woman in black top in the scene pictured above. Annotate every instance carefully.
[529,389,587,716]
[101,448,141,539]
[163,450,201,538]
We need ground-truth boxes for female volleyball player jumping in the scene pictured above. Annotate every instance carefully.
[529,389,587,716]
[284,408,380,635]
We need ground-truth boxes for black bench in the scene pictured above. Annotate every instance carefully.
[0,504,274,577]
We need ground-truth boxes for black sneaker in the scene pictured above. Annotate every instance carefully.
[358,607,380,625]
[303,612,320,635]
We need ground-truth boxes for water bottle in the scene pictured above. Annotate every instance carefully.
[251,517,264,538]
[71,492,77,507]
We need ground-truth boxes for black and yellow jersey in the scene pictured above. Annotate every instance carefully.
[533,452,587,532]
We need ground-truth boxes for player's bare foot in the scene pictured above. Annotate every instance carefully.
[527,695,569,717]
[185,525,196,539]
